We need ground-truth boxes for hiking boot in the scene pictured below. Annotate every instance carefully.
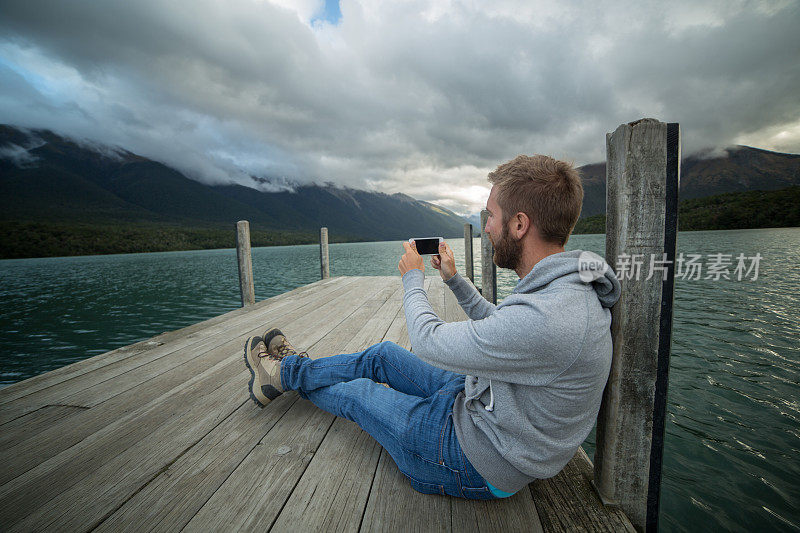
[243,336,284,407]
[262,328,310,359]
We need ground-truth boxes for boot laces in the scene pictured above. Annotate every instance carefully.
[259,339,309,359]
[255,345,279,361]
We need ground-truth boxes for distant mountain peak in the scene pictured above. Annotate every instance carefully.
[390,192,416,203]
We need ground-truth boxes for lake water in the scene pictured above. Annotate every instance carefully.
[1,227,798,531]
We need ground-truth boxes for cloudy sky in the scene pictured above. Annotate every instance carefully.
[1,0,799,215]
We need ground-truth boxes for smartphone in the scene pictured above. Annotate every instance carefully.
[409,237,443,255]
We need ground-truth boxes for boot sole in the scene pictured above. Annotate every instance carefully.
[243,336,271,407]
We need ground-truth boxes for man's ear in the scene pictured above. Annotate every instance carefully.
[511,212,530,239]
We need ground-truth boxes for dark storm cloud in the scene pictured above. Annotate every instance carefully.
[1,0,798,214]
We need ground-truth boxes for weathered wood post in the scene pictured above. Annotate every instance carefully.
[464,222,474,282]
[594,119,680,532]
[236,220,255,307]
[319,227,330,279]
[480,210,496,304]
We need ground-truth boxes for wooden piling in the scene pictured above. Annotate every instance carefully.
[464,223,474,282]
[235,220,255,307]
[480,210,496,304]
[319,227,330,279]
[594,119,680,532]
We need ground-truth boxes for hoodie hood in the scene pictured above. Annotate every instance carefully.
[479,250,621,418]
[513,249,621,309]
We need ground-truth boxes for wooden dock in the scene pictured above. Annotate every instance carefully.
[0,275,634,532]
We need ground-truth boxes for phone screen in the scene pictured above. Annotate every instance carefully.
[412,238,440,255]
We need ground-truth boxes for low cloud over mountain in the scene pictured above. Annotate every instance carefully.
[0,125,470,242]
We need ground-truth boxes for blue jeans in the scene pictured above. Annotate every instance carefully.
[280,340,498,500]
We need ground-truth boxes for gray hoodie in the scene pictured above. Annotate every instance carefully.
[401,249,621,493]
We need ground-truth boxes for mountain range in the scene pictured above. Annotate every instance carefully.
[0,125,469,242]
[2,124,799,255]
[579,146,800,217]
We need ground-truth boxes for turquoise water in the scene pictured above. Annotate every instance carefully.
[1,228,798,531]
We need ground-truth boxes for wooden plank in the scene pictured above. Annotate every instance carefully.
[295,280,402,362]
[374,275,430,363]
[0,276,348,423]
[269,417,383,532]
[309,280,403,358]
[337,281,404,353]
[5,358,250,532]
[426,276,446,322]
[381,300,412,351]
[183,417,379,533]
[0,278,392,529]
[380,274,430,352]
[0,278,370,485]
[93,390,309,533]
[0,276,341,406]
[1,276,388,528]
[0,405,87,453]
[443,278,468,323]
[360,448,451,532]
[531,447,635,532]
[181,280,405,531]
[165,394,333,533]
[451,489,543,532]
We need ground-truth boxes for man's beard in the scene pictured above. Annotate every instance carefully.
[492,223,523,271]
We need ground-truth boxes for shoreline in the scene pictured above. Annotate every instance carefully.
[1,225,797,261]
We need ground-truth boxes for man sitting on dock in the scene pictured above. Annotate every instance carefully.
[243,154,621,500]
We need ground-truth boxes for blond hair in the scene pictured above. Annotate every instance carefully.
[487,155,583,246]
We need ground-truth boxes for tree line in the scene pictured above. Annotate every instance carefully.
[2,186,797,259]
[573,186,799,235]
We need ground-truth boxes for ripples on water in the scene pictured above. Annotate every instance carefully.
[0,227,798,531]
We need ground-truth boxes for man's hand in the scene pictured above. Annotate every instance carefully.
[431,241,457,281]
[398,241,425,276]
